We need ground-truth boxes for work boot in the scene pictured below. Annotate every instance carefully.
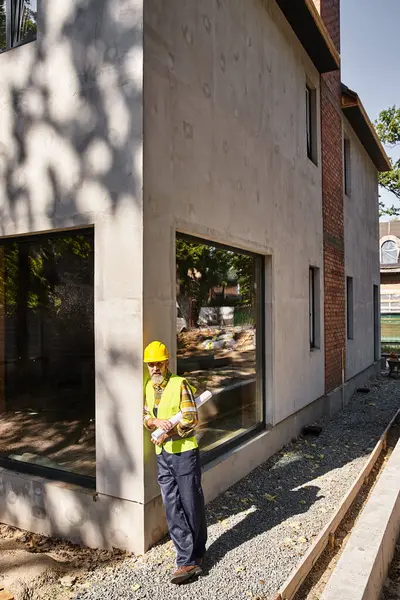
[195,557,204,567]
[170,565,202,584]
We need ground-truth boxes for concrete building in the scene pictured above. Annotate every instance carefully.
[0,0,390,554]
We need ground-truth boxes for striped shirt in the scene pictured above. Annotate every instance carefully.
[143,371,198,438]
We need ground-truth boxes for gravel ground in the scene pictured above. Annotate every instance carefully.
[73,376,400,600]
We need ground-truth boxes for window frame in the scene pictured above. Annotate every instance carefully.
[176,232,266,466]
[306,83,318,165]
[0,0,37,54]
[0,226,96,489]
[380,240,398,265]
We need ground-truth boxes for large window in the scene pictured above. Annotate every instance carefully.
[176,234,264,458]
[381,240,398,265]
[0,0,37,53]
[0,230,95,483]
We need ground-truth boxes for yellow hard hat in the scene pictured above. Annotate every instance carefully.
[143,341,170,363]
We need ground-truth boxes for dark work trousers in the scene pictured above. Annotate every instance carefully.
[157,448,207,566]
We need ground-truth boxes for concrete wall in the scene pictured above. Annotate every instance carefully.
[343,117,380,379]
[143,0,325,462]
[0,0,146,549]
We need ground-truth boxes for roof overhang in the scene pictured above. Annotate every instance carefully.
[274,0,340,73]
[342,84,391,172]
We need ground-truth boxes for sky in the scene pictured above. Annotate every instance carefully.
[340,0,400,219]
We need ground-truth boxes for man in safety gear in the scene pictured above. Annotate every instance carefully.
[143,341,207,584]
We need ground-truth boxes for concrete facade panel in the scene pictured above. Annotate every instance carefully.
[343,117,380,379]
[0,0,145,512]
[143,0,325,443]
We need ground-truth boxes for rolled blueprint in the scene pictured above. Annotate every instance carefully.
[151,390,212,441]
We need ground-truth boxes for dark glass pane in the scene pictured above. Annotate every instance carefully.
[12,0,37,47]
[0,1,6,51]
[0,231,95,478]
[176,236,263,456]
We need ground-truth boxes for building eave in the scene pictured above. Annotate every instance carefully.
[274,0,340,73]
[342,84,391,172]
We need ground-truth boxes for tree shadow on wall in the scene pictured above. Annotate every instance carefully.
[0,0,144,552]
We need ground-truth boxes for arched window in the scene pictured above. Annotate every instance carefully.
[381,240,398,264]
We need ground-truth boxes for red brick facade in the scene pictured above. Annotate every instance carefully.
[313,0,341,51]
[317,0,346,393]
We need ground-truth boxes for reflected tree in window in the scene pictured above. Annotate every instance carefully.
[13,0,37,46]
[176,235,263,457]
[0,1,6,50]
[0,0,37,52]
[0,231,95,478]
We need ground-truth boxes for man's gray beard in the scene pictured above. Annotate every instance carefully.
[151,373,164,385]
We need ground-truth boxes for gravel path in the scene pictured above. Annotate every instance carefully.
[74,376,400,600]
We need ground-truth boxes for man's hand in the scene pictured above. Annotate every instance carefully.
[151,432,169,446]
[149,418,173,432]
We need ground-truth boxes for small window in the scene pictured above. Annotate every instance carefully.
[344,138,351,196]
[309,266,320,349]
[346,276,354,340]
[306,84,318,165]
[0,0,37,54]
[381,240,398,264]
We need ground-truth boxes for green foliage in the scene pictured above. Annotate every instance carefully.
[2,236,93,317]
[376,106,400,217]
[376,106,400,145]
[176,239,255,322]
[231,253,255,306]
[22,2,37,39]
[176,239,232,309]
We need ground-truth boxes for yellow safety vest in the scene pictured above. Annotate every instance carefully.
[146,375,198,455]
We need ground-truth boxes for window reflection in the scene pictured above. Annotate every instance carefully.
[0,231,95,478]
[12,0,37,46]
[0,0,37,53]
[176,235,264,456]
[0,1,6,51]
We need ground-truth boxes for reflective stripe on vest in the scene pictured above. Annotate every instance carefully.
[146,375,198,455]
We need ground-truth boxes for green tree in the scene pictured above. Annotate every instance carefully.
[176,239,256,325]
[176,240,233,322]
[376,106,400,217]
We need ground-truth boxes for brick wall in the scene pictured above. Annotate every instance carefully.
[317,0,346,393]
[381,273,400,285]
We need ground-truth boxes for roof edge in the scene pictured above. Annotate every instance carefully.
[274,0,340,73]
[341,84,391,172]
[304,0,340,68]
